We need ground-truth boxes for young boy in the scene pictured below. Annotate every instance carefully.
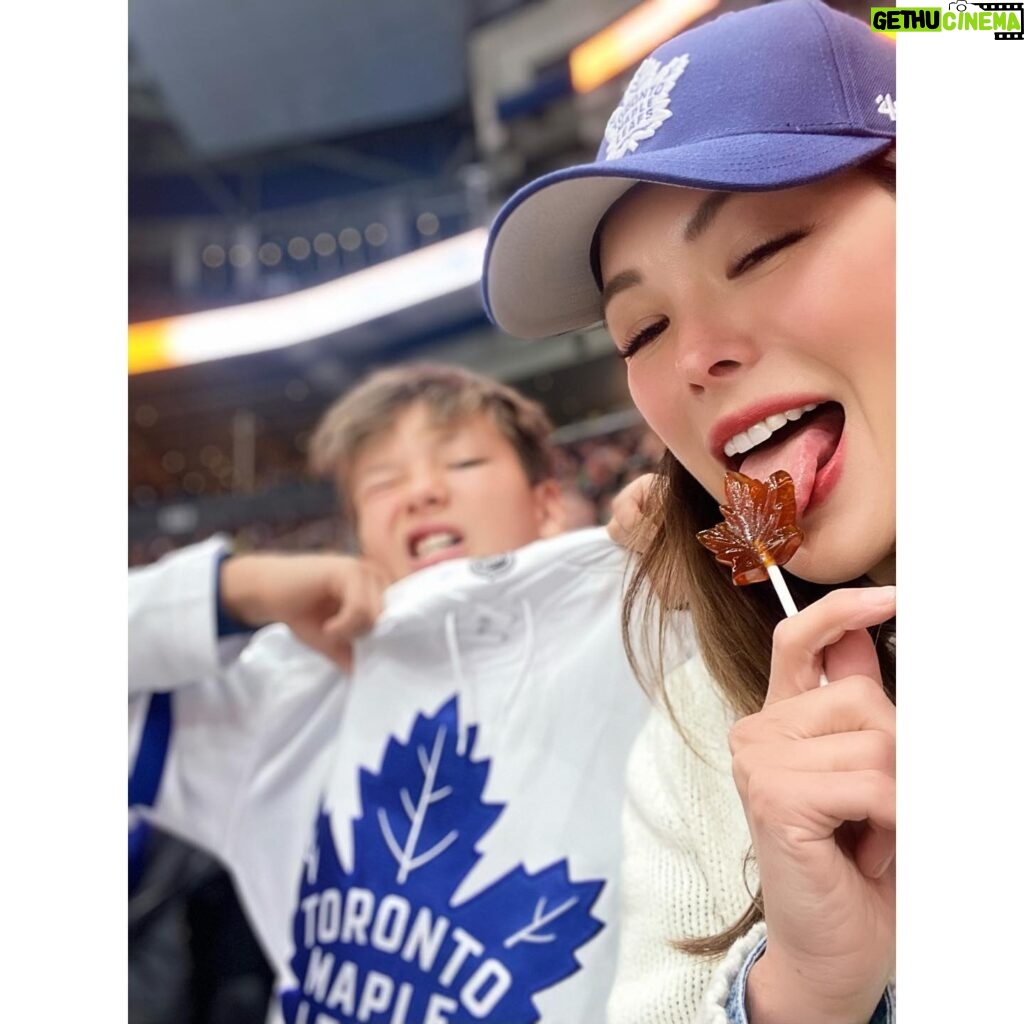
[129,363,650,1024]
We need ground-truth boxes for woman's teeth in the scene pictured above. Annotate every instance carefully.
[723,403,820,458]
[413,532,461,558]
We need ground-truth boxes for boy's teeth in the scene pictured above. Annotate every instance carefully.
[724,403,821,460]
[415,532,460,557]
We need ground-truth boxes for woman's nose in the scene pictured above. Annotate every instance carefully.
[673,317,757,395]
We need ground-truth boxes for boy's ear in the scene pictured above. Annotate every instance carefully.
[532,479,567,539]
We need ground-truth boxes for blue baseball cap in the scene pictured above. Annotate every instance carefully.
[483,0,896,339]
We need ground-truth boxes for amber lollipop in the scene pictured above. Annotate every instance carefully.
[697,470,828,686]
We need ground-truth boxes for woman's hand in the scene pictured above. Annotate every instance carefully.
[219,553,389,671]
[729,586,896,1024]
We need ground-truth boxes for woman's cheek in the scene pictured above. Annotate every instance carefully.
[626,361,667,434]
[626,363,688,460]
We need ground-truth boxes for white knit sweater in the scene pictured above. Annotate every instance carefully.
[608,646,761,1024]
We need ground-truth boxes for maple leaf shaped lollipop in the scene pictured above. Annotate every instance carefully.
[697,470,804,586]
[697,470,826,686]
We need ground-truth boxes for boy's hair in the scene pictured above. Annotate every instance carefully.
[308,363,556,507]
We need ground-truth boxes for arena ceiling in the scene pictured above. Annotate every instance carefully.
[128,0,872,512]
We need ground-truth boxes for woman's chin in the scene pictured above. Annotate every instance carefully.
[784,538,894,588]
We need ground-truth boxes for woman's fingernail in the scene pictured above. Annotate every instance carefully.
[868,850,894,879]
[867,586,896,605]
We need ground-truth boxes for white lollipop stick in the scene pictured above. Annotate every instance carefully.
[766,563,829,687]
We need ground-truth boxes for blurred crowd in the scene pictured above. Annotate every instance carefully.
[554,424,665,526]
[129,423,664,566]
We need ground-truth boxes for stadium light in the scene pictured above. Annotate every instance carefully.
[127,228,488,375]
[569,0,720,94]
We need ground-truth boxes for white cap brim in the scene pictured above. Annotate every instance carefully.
[483,133,892,339]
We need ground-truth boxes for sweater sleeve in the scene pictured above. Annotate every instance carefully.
[700,925,766,1024]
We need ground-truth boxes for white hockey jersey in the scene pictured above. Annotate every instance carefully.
[128,527,650,1024]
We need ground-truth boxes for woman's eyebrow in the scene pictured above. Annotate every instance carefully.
[601,268,643,316]
[684,191,734,243]
[600,192,735,315]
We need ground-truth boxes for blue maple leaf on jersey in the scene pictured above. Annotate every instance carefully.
[281,697,605,1024]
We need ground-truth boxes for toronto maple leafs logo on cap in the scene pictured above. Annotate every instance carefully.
[602,54,690,161]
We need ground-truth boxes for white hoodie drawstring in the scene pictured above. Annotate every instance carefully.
[444,609,472,756]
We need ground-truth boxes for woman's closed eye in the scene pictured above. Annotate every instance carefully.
[727,227,812,279]
[618,317,669,360]
[448,458,488,470]
[614,227,812,358]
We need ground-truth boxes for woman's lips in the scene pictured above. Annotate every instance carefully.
[709,393,831,463]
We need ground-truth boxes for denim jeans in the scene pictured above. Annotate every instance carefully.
[724,935,894,1024]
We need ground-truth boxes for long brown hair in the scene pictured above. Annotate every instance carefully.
[619,153,897,957]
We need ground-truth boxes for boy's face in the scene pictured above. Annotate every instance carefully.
[347,402,564,582]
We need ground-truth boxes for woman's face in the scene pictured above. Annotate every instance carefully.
[599,170,895,584]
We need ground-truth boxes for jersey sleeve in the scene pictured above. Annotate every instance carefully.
[129,535,249,696]
[128,538,343,862]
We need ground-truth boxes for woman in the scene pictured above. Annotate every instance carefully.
[483,2,896,1022]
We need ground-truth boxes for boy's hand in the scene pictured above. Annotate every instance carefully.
[606,473,659,552]
[219,553,389,671]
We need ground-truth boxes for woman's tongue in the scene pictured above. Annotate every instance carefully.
[738,407,843,516]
